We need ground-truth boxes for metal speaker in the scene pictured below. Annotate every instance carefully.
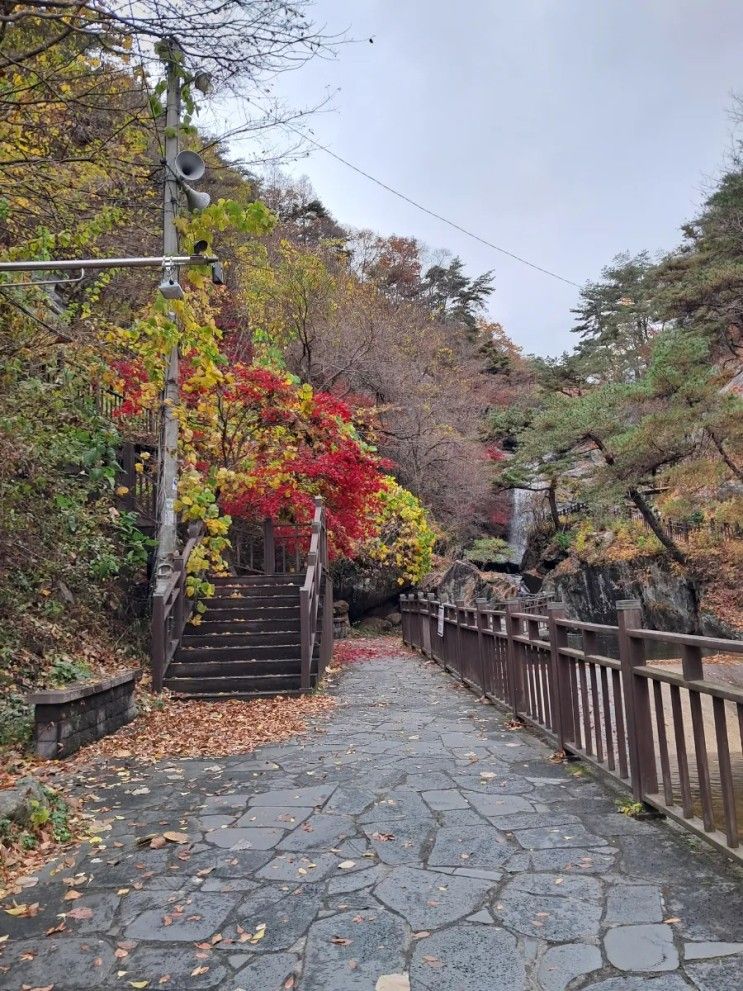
[174,150,206,182]
[158,275,185,300]
[182,184,211,212]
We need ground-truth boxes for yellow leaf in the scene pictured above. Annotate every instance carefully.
[129,982,150,989]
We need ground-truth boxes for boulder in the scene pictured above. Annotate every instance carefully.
[0,777,48,827]
[332,560,410,621]
[434,560,519,607]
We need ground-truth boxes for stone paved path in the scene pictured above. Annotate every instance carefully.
[2,650,743,991]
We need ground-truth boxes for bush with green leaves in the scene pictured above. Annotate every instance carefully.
[463,536,511,566]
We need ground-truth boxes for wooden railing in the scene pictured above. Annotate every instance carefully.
[117,440,158,528]
[150,523,204,692]
[300,497,332,691]
[232,519,313,575]
[401,592,743,861]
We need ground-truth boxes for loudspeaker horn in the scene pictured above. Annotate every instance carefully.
[182,184,211,211]
[174,150,206,182]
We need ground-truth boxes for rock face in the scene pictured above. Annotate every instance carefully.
[331,560,409,621]
[430,560,520,607]
[544,559,741,637]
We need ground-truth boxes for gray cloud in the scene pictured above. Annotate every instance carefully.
[232,0,743,355]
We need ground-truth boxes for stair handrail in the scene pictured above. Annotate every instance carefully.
[299,497,328,691]
[151,521,204,691]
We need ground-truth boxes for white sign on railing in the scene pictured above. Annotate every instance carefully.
[437,604,445,637]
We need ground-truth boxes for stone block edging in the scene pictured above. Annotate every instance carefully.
[30,668,141,759]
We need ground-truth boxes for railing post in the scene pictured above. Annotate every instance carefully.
[475,598,488,696]
[263,517,275,575]
[423,592,434,658]
[455,599,465,681]
[173,557,185,636]
[322,572,333,675]
[400,594,409,646]
[617,599,658,800]
[547,602,572,752]
[151,594,165,693]
[505,600,523,718]
[118,441,137,513]
[300,586,311,691]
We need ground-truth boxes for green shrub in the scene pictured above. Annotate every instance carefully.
[0,691,33,746]
[463,536,510,566]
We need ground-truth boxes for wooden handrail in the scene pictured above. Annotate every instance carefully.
[401,591,743,860]
[151,522,204,691]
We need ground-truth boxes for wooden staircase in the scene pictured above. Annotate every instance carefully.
[163,575,320,698]
[151,498,333,699]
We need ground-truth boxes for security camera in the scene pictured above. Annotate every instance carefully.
[193,240,209,255]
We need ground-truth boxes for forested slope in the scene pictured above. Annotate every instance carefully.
[0,4,510,742]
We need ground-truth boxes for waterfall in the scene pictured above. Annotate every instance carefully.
[508,488,537,567]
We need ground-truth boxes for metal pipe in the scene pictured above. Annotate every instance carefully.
[0,254,216,273]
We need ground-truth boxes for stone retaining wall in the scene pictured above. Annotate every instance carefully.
[29,670,139,759]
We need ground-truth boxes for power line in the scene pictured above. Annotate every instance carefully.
[279,120,582,289]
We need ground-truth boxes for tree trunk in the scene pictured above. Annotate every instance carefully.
[708,429,743,482]
[547,480,560,530]
[628,487,687,565]
[586,432,687,565]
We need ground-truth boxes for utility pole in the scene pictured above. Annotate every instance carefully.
[154,38,183,586]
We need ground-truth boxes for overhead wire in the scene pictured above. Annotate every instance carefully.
[270,116,583,289]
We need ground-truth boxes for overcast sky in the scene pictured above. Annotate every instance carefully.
[230,1,743,356]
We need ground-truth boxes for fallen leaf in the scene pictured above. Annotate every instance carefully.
[283,978,295,990]
[664,917,681,925]
[128,983,149,989]
[412,931,430,940]
[330,935,352,946]
[338,860,356,870]
[163,832,189,844]
[115,948,129,959]
[63,890,82,901]
[4,902,40,917]
[67,906,94,921]
[376,979,410,991]
[190,966,209,977]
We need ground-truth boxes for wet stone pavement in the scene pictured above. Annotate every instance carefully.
[2,650,743,991]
